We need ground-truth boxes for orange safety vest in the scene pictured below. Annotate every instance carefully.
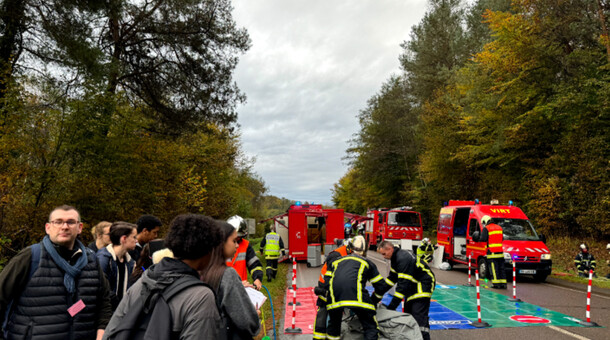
[486,223,504,253]
[318,245,349,283]
[227,239,250,281]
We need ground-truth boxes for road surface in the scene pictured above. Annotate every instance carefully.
[279,251,610,340]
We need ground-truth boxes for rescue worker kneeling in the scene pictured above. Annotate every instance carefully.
[375,240,435,340]
[322,236,388,340]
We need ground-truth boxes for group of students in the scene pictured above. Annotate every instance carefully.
[0,205,264,340]
[313,235,436,340]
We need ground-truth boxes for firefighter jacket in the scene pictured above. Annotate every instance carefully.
[480,223,504,258]
[315,246,349,307]
[376,247,436,310]
[323,254,389,311]
[416,243,436,263]
[574,252,596,274]
[226,239,263,282]
[259,232,285,260]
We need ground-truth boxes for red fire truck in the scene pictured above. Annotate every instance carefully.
[437,200,552,282]
[365,206,423,250]
[263,203,345,262]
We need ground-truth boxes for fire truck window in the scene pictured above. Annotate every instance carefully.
[468,219,480,236]
[453,208,470,236]
[388,212,420,226]
[378,214,383,224]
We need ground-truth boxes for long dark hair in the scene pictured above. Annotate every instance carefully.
[200,221,235,292]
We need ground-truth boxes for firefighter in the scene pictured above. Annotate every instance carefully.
[416,238,437,263]
[323,236,388,340]
[574,243,597,278]
[259,225,285,281]
[344,222,352,239]
[375,240,435,340]
[312,238,353,340]
[477,215,507,288]
[225,215,264,290]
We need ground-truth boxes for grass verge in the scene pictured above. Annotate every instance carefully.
[248,237,288,339]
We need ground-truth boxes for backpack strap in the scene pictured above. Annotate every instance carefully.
[29,243,42,279]
[162,275,213,302]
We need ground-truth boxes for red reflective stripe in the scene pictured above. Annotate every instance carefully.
[487,224,503,253]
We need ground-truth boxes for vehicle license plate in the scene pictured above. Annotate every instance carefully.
[519,269,536,274]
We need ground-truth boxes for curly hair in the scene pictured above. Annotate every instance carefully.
[166,214,222,260]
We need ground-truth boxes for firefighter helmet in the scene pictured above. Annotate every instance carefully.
[351,235,366,255]
[606,243,610,250]
[227,215,248,237]
[580,243,587,251]
[422,237,430,244]
[481,215,492,226]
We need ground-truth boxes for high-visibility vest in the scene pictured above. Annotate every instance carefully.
[263,232,281,259]
[486,223,504,253]
[227,239,249,281]
[318,245,349,283]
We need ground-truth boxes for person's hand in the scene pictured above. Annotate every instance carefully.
[255,303,262,317]
[242,280,254,289]
[254,279,262,290]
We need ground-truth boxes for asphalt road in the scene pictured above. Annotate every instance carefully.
[281,251,610,340]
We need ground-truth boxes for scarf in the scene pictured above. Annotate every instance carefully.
[42,235,89,294]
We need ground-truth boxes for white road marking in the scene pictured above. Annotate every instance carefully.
[548,326,590,340]
[541,283,610,300]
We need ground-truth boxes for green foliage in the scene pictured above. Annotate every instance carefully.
[335,0,610,239]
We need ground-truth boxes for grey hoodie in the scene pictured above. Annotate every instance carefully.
[103,257,221,339]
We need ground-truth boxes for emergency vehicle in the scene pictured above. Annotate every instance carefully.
[437,200,552,282]
[262,203,344,262]
[365,206,423,250]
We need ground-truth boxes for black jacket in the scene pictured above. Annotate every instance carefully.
[324,254,388,311]
[379,247,435,310]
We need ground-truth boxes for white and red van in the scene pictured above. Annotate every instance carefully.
[437,200,552,282]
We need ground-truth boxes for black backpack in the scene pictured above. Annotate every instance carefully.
[105,275,211,340]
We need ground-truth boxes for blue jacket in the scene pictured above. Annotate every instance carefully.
[96,246,135,309]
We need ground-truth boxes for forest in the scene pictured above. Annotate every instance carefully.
[0,0,267,263]
[332,0,610,239]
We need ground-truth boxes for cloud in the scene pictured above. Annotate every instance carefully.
[232,0,427,205]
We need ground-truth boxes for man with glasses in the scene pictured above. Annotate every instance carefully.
[0,205,112,340]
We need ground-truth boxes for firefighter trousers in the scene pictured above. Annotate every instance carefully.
[486,254,507,286]
[405,298,431,340]
[265,258,278,280]
[313,305,328,340]
[327,307,378,340]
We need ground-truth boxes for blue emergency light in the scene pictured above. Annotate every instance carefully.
[509,200,514,206]
[295,201,301,206]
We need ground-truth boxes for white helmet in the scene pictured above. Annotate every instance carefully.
[351,235,366,255]
[481,215,492,226]
[422,238,430,244]
[227,215,248,237]
[606,243,610,250]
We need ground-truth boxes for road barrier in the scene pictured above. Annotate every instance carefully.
[507,261,522,302]
[285,257,302,334]
[288,257,300,306]
[471,269,491,328]
[578,270,599,327]
[464,252,473,287]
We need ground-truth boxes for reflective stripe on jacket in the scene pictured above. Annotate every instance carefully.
[227,239,250,281]
[318,245,349,283]
[262,232,281,259]
[325,255,389,311]
[486,223,504,253]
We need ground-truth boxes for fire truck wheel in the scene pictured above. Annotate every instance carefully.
[533,273,548,282]
[478,259,488,279]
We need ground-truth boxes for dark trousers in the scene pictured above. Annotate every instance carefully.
[487,255,507,286]
[265,258,278,280]
[327,307,378,340]
[405,298,431,340]
[313,305,328,339]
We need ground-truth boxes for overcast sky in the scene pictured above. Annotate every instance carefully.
[232,1,428,205]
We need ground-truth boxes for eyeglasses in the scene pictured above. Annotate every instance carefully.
[49,220,79,227]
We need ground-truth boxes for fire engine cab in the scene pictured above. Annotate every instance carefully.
[437,200,552,282]
[365,206,423,250]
